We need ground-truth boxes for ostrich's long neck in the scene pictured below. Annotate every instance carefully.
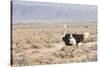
[63,24,67,37]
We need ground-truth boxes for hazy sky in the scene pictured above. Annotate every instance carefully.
[12,1,97,23]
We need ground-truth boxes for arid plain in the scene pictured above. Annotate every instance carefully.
[12,22,97,66]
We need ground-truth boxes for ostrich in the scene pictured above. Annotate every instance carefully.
[62,24,90,47]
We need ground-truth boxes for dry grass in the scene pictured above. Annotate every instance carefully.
[12,22,97,66]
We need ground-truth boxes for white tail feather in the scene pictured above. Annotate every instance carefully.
[83,32,90,40]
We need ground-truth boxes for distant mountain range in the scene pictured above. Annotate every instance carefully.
[12,1,97,23]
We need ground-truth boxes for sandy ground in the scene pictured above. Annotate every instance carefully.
[11,22,97,66]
